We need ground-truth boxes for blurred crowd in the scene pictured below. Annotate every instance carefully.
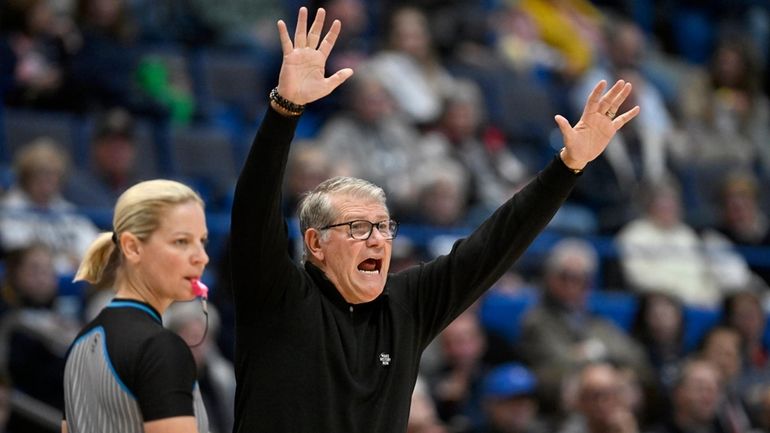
[1,0,770,432]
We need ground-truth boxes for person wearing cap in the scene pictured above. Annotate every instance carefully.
[230,6,639,433]
[474,363,547,433]
[65,107,145,208]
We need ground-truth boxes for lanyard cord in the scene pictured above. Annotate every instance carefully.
[188,297,209,348]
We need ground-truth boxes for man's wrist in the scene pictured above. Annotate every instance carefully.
[270,100,302,117]
[269,87,305,116]
[559,147,586,174]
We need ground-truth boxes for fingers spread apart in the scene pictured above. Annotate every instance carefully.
[278,8,340,59]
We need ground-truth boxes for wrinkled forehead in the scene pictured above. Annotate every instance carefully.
[330,193,389,220]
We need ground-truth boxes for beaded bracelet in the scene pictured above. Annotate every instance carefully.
[269,87,305,115]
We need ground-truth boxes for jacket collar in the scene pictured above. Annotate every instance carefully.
[304,261,388,312]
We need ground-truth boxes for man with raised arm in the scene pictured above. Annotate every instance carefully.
[230,7,640,433]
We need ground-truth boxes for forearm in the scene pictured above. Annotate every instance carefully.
[454,155,579,287]
[232,105,299,236]
[413,156,580,336]
[230,106,299,296]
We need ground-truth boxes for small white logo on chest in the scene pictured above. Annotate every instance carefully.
[379,353,391,366]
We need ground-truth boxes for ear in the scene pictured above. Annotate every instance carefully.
[120,232,143,265]
[304,228,325,263]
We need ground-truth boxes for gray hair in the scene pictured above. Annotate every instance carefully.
[544,237,599,276]
[297,176,387,254]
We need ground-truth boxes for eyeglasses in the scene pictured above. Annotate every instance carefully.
[557,270,590,283]
[320,219,399,240]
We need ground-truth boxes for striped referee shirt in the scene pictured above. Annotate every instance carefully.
[64,299,208,433]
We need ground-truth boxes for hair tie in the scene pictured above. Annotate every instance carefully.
[111,232,118,245]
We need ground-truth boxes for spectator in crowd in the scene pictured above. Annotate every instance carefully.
[722,290,770,428]
[313,0,374,70]
[721,291,770,378]
[699,326,755,433]
[165,301,236,433]
[283,142,338,219]
[419,79,528,219]
[558,362,640,433]
[408,377,449,433]
[368,6,457,125]
[569,68,659,233]
[441,3,558,154]
[0,244,80,433]
[568,19,679,233]
[129,0,214,46]
[629,291,687,426]
[187,0,284,50]
[616,177,750,307]
[713,171,770,284]
[300,0,376,124]
[571,19,675,140]
[517,0,605,82]
[493,3,564,76]
[0,138,99,274]
[646,359,726,433]
[474,362,548,433]
[68,0,160,115]
[429,311,489,433]
[630,291,687,392]
[678,34,770,215]
[65,107,146,208]
[316,68,429,213]
[518,238,651,416]
[615,364,652,428]
[0,0,76,109]
[410,159,471,230]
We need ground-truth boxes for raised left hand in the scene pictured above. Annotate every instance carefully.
[555,80,640,170]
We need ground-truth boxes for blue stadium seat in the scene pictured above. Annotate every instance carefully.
[479,291,538,345]
[193,49,266,127]
[588,290,639,332]
[168,124,238,208]
[2,109,87,166]
[682,306,722,352]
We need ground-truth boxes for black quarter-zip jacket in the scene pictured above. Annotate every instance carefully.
[230,107,580,433]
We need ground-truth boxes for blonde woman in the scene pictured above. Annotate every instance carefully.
[62,180,210,433]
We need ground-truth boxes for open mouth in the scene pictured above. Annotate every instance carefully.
[357,258,382,275]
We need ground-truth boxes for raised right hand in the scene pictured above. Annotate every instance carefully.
[275,7,354,106]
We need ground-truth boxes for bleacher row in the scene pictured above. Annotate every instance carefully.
[0,46,282,209]
[37,205,770,357]
[480,289,737,353]
[3,34,770,392]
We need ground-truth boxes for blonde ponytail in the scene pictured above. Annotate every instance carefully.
[74,232,120,286]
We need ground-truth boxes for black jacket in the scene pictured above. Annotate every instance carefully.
[230,107,579,433]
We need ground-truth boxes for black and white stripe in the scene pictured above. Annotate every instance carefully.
[64,327,144,433]
[64,326,209,433]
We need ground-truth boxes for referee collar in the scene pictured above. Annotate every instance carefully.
[107,298,163,324]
